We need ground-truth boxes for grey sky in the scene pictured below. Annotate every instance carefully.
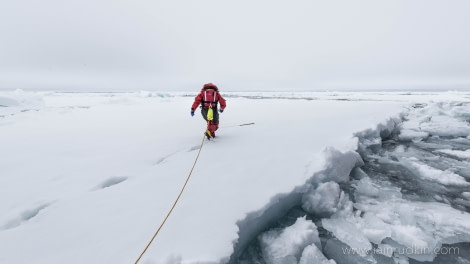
[1,0,469,91]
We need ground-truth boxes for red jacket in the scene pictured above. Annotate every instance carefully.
[191,84,226,111]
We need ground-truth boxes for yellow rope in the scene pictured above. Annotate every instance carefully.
[134,133,206,264]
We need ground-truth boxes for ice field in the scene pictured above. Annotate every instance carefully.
[1,90,470,264]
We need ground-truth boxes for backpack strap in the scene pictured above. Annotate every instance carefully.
[202,89,218,108]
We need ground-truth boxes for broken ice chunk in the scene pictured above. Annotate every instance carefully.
[301,181,341,217]
[299,244,335,264]
[258,216,321,264]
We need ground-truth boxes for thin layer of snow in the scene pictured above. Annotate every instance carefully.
[436,149,470,159]
[405,158,470,186]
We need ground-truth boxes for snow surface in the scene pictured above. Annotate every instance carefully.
[1,90,470,264]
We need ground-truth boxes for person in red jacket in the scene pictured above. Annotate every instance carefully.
[191,83,227,140]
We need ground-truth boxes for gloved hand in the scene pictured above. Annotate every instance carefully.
[190,111,194,117]
[219,109,224,113]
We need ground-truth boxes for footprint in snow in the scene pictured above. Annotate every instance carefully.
[154,146,200,165]
[154,156,170,165]
[188,145,200,152]
[94,176,128,190]
[2,203,51,230]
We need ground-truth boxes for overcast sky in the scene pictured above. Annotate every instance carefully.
[1,0,469,92]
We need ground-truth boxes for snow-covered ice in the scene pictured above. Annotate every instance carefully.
[1,90,470,264]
